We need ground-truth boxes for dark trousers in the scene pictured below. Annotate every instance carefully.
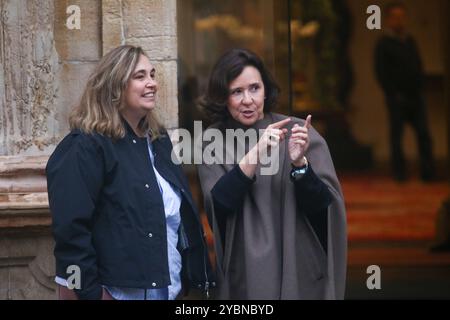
[385,92,435,180]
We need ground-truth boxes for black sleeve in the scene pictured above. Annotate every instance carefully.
[374,39,396,96]
[292,165,332,253]
[210,165,255,213]
[46,133,104,300]
[292,164,333,214]
[410,37,425,88]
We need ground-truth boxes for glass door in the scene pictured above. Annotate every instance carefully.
[177,0,290,131]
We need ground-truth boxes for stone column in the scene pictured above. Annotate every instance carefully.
[0,0,179,299]
[0,155,53,299]
[0,0,59,299]
[0,0,59,156]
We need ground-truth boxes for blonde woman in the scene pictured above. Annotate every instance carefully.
[46,45,215,300]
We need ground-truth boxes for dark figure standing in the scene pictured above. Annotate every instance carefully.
[375,2,435,182]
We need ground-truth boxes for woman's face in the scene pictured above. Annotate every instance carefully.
[123,54,158,119]
[227,65,265,126]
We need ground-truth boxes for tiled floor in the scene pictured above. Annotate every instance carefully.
[342,172,449,241]
[346,242,450,299]
[342,172,450,299]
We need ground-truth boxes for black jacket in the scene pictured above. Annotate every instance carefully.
[46,122,215,300]
[374,33,424,96]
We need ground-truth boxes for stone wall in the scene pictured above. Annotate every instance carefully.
[0,0,178,299]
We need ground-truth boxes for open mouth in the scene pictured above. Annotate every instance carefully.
[242,110,255,117]
[142,91,156,98]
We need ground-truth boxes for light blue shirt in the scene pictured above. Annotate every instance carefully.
[56,138,182,300]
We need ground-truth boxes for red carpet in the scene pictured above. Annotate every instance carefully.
[341,173,449,241]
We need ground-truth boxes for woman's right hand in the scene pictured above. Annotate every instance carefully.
[101,288,115,300]
[57,285,114,300]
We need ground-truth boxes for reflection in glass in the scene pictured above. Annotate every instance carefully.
[177,0,289,131]
[289,0,340,112]
[177,0,343,131]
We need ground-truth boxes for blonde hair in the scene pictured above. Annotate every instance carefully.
[69,45,163,140]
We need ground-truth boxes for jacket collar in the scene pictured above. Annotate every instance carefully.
[121,116,148,139]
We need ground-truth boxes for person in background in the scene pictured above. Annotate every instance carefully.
[46,45,215,300]
[374,1,435,182]
[197,48,347,299]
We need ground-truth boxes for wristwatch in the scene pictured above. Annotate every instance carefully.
[290,156,309,181]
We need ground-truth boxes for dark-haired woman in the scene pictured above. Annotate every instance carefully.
[197,49,347,300]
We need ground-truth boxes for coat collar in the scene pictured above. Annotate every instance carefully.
[121,116,151,142]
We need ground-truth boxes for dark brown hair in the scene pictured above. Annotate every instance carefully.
[200,48,280,123]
